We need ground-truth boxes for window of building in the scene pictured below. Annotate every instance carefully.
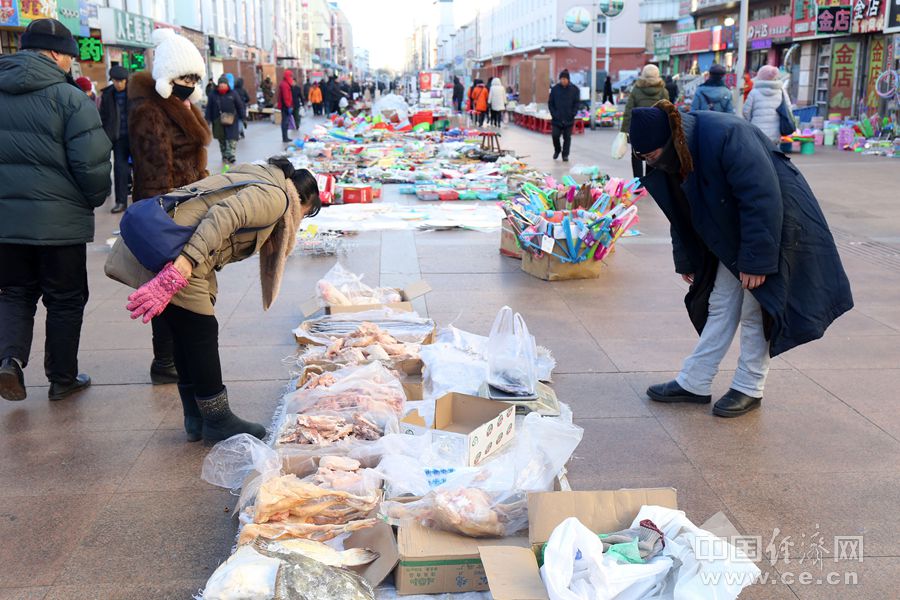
[597,17,607,35]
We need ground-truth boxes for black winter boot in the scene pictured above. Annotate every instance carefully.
[150,359,178,385]
[195,387,266,442]
[177,383,203,442]
[0,358,26,401]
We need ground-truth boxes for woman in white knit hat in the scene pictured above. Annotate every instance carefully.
[127,28,211,387]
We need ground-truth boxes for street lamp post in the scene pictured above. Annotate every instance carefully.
[590,1,598,130]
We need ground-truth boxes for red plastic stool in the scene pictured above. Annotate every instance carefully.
[539,119,553,134]
[573,120,586,134]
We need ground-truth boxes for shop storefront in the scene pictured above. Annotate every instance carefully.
[99,7,154,74]
[747,15,793,70]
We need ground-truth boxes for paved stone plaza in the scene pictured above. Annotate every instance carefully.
[1,116,898,599]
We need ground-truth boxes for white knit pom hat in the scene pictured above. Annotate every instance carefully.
[151,28,206,103]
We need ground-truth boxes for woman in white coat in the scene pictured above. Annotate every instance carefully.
[488,77,506,127]
[742,65,791,143]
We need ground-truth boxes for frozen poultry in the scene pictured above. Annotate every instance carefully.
[254,475,380,524]
[252,537,379,568]
[319,456,361,471]
[317,281,352,306]
[352,413,382,440]
[277,414,386,446]
[238,518,378,545]
[305,372,337,389]
[431,488,505,537]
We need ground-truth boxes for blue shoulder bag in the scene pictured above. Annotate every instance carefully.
[120,180,282,273]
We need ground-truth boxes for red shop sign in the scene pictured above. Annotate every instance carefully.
[747,14,794,44]
[669,32,691,54]
[688,29,713,52]
[850,0,886,33]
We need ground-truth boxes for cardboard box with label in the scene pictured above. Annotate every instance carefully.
[401,393,516,467]
[480,488,679,600]
[521,249,603,281]
[500,219,522,259]
[300,280,432,318]
[341,185,374,204]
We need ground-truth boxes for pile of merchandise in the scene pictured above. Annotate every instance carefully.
[502,176,646,265]
[196,264,764,600]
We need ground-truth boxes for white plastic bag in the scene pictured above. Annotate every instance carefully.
[612,132,629,160]
[486,307,538,396]
[541,517,672,600]
[202,545,279,600]
[316,263,402,308]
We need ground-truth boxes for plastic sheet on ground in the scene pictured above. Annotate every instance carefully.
[299,202,504,232]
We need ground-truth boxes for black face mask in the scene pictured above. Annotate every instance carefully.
[171,82,195,101]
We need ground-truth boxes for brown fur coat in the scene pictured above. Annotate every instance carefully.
[128,72,211,201]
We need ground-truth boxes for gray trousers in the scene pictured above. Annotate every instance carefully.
[676,263,771,398]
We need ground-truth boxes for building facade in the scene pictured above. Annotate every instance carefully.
[641,0,899,117]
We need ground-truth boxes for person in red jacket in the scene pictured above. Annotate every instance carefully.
[471,80,489,127]
[277,70,294,143]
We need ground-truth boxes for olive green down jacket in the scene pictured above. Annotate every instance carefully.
[0,51,112,245]
[105,164,291,316]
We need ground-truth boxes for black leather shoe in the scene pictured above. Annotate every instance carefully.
[647,380,711,404]
[0,358,26,401]
[562,156,569,162]
[48,374,91,401]
[150,360,179,385]
[110,204,126,214]
[553,151,560,160]
[713,389,761,418]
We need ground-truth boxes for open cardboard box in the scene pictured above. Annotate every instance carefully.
[394,475,573,596]
[300,280,432,317]
[401,392,516,467]
[521,248,603,281]
[239,454,400,588]
[479,488,679,600]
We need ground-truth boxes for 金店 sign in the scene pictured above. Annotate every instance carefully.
[99,7,155,48]
[818,5,853,34]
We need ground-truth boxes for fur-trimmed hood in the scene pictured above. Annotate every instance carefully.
[635,75,664,89]
[259,179,304,310]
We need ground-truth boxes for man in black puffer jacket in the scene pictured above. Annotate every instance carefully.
[0,19,112,403]
[548,70,581,162]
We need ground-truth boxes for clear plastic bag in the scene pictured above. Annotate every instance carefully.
[486,307,538,396]
[294,309,435,346]
[316,263,403,308]
[286,363,406,417]
[202,434,282,491]
[274,409,400,449]
[202,545,280,600]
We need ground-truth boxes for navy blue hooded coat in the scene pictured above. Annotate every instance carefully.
[640,108,853,357]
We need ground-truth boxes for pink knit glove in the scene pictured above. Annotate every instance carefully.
[127,262,189,324]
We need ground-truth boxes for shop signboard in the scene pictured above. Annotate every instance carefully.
[418,72,432,91]
[57,0,81,34]
[818,5,853,33]
[851,0,887,32]
[76,35,103,62]
[711,25,735,51]
[18,0,56,24]
[747,15,793,49]
[669,31,691,54]
[0,0,19,27]
[655,34,672,61]
[828,41,858,117]
[99,7,154,48]
[688,28,713,52]
[80,1,98,36]
[863,36,887,112]
[887,0,900,31]
[793,0,818,36]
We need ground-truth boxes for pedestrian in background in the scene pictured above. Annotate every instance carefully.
[105,159,321,442]
[665,74,679,103]
[692,64,734,113]
[743,65,791,144]
[452,76,464,112]
[602,75,614,104]
[0,18,111,402]
[128,27,211,386]
[261,76,274,108]
[303,78,312,110]
[742,71,754,103]
[292,77,303,128]
[621,64,669,177]
[75,76,101,108]
[471,79,488,127]
[234,77,251,138]
[488,77,506,127]
[630,102,852,417]
[277,70,294,143]
[309,81,323,115]
[206,75,244,169]
[100,65,132,213]
[548,70,579,162]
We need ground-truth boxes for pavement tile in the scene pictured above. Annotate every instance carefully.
[787,557,897,599]
[551,373,652,418]
[218,344,299,381]
[0,383,175,435]
[118,429,220,492]
[706,471,900,560]
[0,430,153,497]
[802,368,900,441]
[779,335,900,370]
[42,581,206,600]
[55,490,237,586]
[0,494,106,587]
[0,589,49,600]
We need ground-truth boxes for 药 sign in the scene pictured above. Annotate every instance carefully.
[76,36,103,62]
[99,7,154,48]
